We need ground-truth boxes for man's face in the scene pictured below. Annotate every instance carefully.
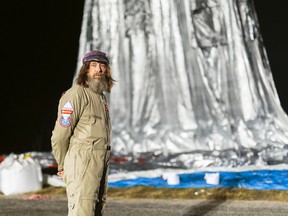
[87,61,107,80]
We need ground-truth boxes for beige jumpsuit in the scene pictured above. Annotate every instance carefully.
[51,84,112,216]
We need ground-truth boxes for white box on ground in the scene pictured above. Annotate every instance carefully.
[0,154,43,195]
[162,173,180,185]
[204,172,220,185]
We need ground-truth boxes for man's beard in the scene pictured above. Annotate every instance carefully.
[87,76,108,93]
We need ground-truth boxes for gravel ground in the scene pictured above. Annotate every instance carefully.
[0,196,288,216]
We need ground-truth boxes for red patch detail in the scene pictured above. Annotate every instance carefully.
[61,109,73,114]
[104,104,109,112]
[59,117,72,127]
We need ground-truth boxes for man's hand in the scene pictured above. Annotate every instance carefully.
[57,170,64,179]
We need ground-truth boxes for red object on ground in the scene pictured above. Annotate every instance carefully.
[0,155,5,163]
[137,157,145,163]
[111,157,129,163]
[25,194,52,200]
[47,164,58,169]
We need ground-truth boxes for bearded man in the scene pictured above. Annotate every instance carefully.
[51,50,115,216]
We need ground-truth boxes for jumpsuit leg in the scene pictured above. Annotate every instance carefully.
[95,164,109,215]
[64,147,109,216]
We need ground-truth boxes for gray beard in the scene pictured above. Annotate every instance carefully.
[87,77,108,93]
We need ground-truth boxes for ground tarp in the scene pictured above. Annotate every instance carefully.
[108,168,288,190]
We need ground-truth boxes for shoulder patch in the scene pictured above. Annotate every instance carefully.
[59,101,74,127]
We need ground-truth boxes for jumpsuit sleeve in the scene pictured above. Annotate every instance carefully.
[51,86,86,171]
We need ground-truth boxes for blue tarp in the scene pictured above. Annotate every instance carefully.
[108,170,288,190]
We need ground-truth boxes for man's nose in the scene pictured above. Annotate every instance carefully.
[96,64,102,72]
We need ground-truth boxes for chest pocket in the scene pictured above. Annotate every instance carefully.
[81,114,102,125]
[89,115,102,124]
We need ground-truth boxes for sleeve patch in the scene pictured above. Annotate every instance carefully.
[59,100,74,127]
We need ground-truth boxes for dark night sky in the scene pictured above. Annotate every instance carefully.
[1,1,287,154]
[2,1,85,153]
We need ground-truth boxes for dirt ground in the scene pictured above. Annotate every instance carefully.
[6,185,287,202]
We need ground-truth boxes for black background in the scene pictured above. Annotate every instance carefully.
[1,0,287,154]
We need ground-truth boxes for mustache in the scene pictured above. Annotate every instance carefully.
[93,74,105,79]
